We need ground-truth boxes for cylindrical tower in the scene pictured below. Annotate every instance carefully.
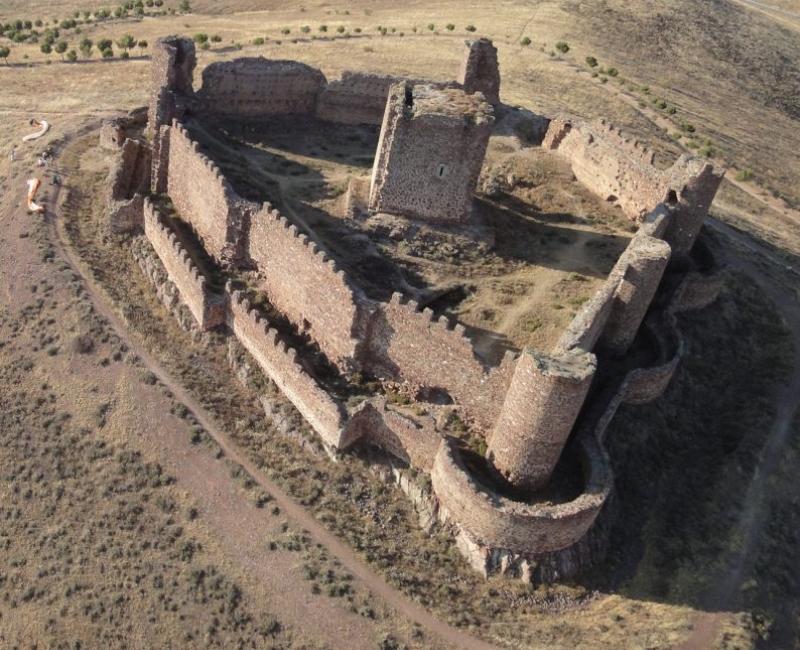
[601,233,671,355]
[487,348,596,491]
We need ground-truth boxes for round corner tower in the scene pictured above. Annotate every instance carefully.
[368,82,494,224]
[487,347,596,491]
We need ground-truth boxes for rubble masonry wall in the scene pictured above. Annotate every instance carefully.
[142,198,226,330]
[198,58,327,117]
[248,203,364,372]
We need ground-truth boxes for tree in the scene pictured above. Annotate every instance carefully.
[192,33,208,44]
[117,34,136,53]
[336,25,345,34]
[446,23,455,31]
[210,34,221,42]
[427,23,435,31]
[101,46,113,58]
[40,42,52,55]
[66,49,77,62]
[138,39,148,52]
[0,46,10,64]
[97,38,113,52]
[179,0,191,12]
[80,38,93,58]
[55,40,68,60]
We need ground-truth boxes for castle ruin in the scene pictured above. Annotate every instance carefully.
[103,35,726,582]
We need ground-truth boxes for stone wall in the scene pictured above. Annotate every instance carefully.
[199,58,326,117]
[166,122,253,265]
[316,71,403,125]
[362,292,517,431]
[248,203,366,372]
[343,397,442,471]
[432,436,610,555]
[226,287,352,449]
[142,198,227,330]
[543,117,723,257]
[369,83,494,223]
[107,138,150,233]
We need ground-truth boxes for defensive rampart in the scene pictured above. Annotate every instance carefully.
[199,58,327,117]
[432,436,610,556]
[248,203,367,372]
[543,117,724,256]
[226,286,352,449]
[166,121,254,265]
[142,198,227,330]
[363,292,517,430]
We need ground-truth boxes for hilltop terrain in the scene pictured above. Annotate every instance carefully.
[0,2,798,649]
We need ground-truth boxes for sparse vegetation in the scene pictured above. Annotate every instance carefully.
[520,36,531,46]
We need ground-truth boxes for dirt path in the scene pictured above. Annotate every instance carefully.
[43,128,500,650]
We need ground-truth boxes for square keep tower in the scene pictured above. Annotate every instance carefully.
[368,82,494,223]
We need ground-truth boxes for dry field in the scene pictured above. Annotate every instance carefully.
[1,1,799,649]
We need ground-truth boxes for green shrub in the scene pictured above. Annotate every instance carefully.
[252,37,265,45]
[66,49,77,62]
[520,36,531,46]
[40,42,52,54]
[446,23,455,31]
[607,67,618,76]
[101,47,113,58]
[555,40,569,53]
[336,25,345,33]
[427,23,435,30]
[281,28,290,35]
[465,24,476,32]
[210,34,221,42]
[193,32,208,44]
[585,56,598,67]
[319,24,328,32]
[735,169,754,182]
[301,25,310,33]
[0,46,11,64]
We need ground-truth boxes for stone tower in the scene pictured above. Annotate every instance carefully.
[460,38,500,106]
[148,36,196,193]
[369,82,494,223]
[487,348,596,491]
[147,36,196,141]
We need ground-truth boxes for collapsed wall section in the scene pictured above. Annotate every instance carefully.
[107,137,151,233]
[363,292,517,430]
[460,38,500,106]
[248,203,366,372]
[543,117,723,256]
[198,58,327,117]
[166,122,253,265]
[142,198,227,330]
[226,287,351,449]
